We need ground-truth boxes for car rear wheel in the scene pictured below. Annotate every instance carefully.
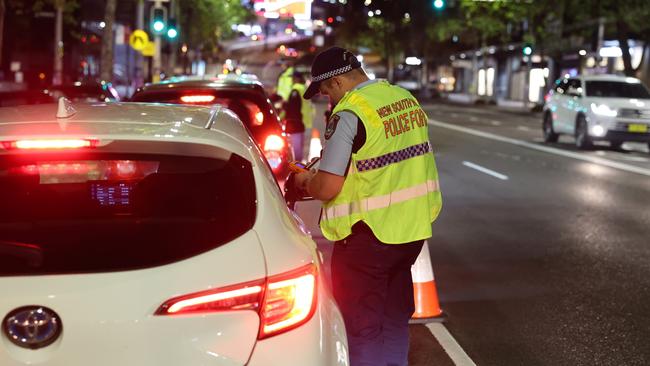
[575,115,592,150]
[543,112,559,143]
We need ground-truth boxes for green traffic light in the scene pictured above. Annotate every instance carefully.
[523,46,533,56]
[153,20,165,33]
[167,28,178,39]
[433,0,445,9]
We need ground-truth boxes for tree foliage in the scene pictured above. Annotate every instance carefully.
[177,0,254,54]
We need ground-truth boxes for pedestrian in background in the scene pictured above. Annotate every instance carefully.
[283,71,314,161]
[293,46,442,366]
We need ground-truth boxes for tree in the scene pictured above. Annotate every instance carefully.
[0,0,5,71]
[100,0,116,82]
[178,0,254,56]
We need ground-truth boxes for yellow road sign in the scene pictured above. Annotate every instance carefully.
[142,41,155,57]
[129,29,149,51]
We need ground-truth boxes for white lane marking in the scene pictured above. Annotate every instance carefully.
[427,323,478,366]
[428,119,650,177]
[517,125,531,131]
[462,161,509,180]
[490,120,502,126]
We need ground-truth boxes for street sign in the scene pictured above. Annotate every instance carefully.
[142,41,155,57]
[129,29,149,51]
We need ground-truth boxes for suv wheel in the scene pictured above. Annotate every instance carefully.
[575,115,592,150]
[543,112,559,143]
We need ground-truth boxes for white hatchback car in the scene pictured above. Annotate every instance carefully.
[543,74,650,151]
[0,100,348,366]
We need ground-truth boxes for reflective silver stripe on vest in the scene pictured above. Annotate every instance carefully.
[324,179,439,220]
[356,142,432,172]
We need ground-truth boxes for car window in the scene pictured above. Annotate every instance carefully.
[0,152,256,275]
[567,79,582,94]
[585,81,650,98]
[131,88,276,128]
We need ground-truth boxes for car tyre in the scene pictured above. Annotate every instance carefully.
[575,115,592,150]
[543,112,559,143]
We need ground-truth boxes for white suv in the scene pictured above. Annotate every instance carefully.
[0,100,348,366]
[543,74,650,151]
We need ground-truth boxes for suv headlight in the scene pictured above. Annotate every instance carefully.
[590,103,618,117]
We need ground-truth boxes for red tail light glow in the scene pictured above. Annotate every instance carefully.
[180,95,216,104]
[1,139,98,150]
[264,134,285,152]
[155,263,318,339]
[254,111,264,126]
[259,264,317,338]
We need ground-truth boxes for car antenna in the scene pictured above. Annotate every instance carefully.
[56,97,77,119]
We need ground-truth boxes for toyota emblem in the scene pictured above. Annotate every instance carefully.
[3,306,62,349]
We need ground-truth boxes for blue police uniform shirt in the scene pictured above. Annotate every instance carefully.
[319,79,379,176]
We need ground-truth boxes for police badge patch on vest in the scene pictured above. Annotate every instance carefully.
[325,114,340,140]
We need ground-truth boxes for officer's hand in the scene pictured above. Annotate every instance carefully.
[294,169,316,194]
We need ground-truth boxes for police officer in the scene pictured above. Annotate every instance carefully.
[294,46,442,366]
[276,60,295,102]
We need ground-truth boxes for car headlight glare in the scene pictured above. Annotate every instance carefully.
[590,103,617,117]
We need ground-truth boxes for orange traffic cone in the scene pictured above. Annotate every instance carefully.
[307,128,322,162]
[410,241,446,323]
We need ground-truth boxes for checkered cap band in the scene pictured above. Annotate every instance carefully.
[356,142,432,172]
[312,65,353,82]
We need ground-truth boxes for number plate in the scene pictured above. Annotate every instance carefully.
[628,124,648,133]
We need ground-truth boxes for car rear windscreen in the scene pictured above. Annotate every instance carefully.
[586,81,650,98]
[0,153,256,275]
[130,88,277,132]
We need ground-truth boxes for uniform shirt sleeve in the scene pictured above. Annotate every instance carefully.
[319,111,358,176]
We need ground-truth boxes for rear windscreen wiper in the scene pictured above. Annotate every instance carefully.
[0,240,44,267]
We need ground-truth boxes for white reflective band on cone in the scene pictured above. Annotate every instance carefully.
[411,241,434,283]
[324,180,439,219]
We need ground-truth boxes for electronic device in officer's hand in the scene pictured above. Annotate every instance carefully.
[288,157,320,174]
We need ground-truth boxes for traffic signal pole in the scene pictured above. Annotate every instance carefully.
[152,1,163,82]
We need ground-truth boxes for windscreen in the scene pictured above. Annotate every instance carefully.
[0,152,256,275]
[585,81,650,98]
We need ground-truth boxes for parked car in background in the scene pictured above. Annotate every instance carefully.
[543,74,650,151]
[45,81,120,103]
[0,89,56,107]
[0,100,348,366]
[130,75,293,179]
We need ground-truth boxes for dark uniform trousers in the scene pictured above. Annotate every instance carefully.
[331,222,424,366]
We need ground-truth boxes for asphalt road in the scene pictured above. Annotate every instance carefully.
[298,99,650,365]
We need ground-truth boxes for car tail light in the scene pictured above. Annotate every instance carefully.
[264,134,285,152]
[254,111,264,126]
[155,263,318,339]
[155,279,265,315]
[180,95,216,104]
[1,139,98,150]
[259,264,317,339]
[263,134,286,170]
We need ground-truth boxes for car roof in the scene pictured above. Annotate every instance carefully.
[139,75,264,92]
[574,74,642,83]
[0,102,256,158]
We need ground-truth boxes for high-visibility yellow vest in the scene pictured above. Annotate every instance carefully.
[320,80,442,243]
[277,66,294,101]
[291,83,314,129]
